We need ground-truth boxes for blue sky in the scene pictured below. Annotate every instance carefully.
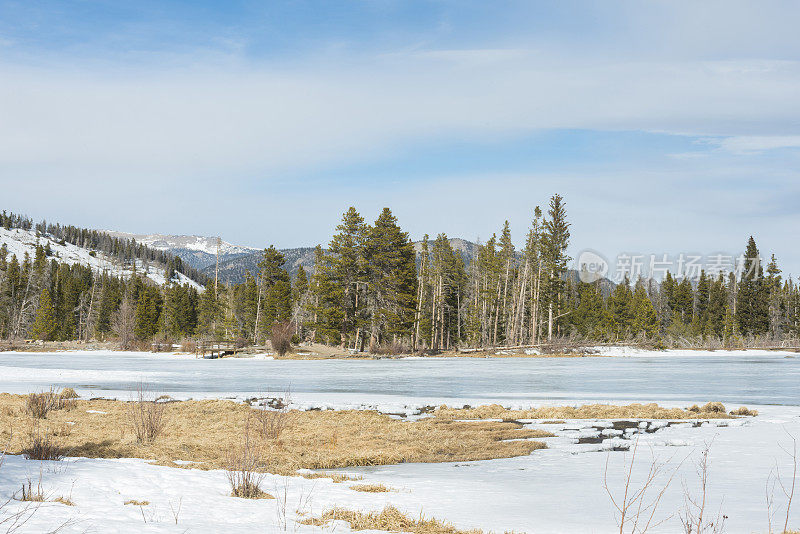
[1,1,800,276]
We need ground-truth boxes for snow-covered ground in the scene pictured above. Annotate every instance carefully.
[1,406,797,533]
[1,349,799,532]
[0,227,203,290]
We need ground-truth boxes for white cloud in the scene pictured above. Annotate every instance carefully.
[711,136,800,154]
[0,53,799,181]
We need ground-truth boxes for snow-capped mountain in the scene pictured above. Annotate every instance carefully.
[0,227,203,290]
[102,231,258,270]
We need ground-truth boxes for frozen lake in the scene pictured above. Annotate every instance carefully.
[2,349,799,533]
[0,349,798,408]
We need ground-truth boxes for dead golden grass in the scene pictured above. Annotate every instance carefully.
[435,402,743,421]
[124,500,149,506]
[300,472,362,483]
[730,406,759,416]
[0,394,551,475]
[53,496,75,506]
[350,483,391,493]
[299,505,486,533]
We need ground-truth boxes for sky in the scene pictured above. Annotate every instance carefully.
[1,1,799,277]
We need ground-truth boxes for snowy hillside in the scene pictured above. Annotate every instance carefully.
[102,231,257,269]
[0,227,203,290]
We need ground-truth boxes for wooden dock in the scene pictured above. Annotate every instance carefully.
[195,341,238,359]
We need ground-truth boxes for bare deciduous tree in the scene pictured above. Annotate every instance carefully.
[113,295,135,350]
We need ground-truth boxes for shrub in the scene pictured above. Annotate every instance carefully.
[252,390,292,441]
[25,390,57,419]
[22,423,65,461]
[226,423,271,499]
[371,341,410,355]
[701,402,726,413]
[127,384,167,444]
[270,322,294,357]
[18,477,45,502]
[730,406,758,417]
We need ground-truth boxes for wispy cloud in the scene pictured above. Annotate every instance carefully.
[710,136,800,154]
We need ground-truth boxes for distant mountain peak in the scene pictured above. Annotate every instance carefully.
[102,231,257,255]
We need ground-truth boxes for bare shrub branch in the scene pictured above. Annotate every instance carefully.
[604,437,682,534]
[680,439,726,534]
[768,430,797,534]
[127,383,167,444]
[22,422,65,461]
[252,389,293,441]
[270,322,294,357]
[226,421,270,499]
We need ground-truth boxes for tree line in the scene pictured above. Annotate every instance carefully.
[1,199,798,349]
[1,211,207,284]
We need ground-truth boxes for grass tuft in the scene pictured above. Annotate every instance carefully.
[730,406,758,417]
[53,496,75,506]
[300,505,485,533]
[350,483,391,493]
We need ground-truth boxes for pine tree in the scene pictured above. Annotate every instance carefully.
[362,208,417,348]
[736,236,769,336]
[631,282,659,339]
[293,265,308,305]
[765,254,783,338]
[693,270,710,335]
[29,287,57,341]
[706,274,727,337]
[524,206,544,344]
[541,195,571,340]
[604,276,634,340]
[321,207,368,347]
[573,281,604,338]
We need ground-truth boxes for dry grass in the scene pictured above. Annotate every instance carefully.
[124,500,149,506]
[299,506,486,533]
[300,472,362,483]
[730,406,759,416]
[435,402,742,421]
[350,483,391,493]
[53,496,74,506]
[0,393,551,474]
